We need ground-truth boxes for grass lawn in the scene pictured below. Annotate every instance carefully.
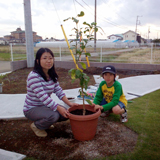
[104,89,160,160]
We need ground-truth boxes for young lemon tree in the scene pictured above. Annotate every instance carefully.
[64,11,103,115]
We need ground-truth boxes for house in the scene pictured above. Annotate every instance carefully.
[107,34,123,41]
[0,37,7,45]
[4,27,42,43]
[122,30,147,43]
[0,37,8,45]
[122,30,137,41]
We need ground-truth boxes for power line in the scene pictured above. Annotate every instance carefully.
[51,0,62,24]
[73,0,77,15]
[76,0,127,29]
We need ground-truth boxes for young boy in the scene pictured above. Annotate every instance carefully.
[93,65,128,123]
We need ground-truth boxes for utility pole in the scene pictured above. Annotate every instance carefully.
[148,26,150,40]
[23,0,34,67]
[94,0,97,52]
[135,15,142,33]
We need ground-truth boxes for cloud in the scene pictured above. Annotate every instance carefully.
[0,0,159,39]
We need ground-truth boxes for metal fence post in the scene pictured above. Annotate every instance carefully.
[150,43,153,64]
[59,46,61,61]
[10,43,13,61]
[100,46,102,62]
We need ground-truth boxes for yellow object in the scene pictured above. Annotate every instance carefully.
[61,25,79,69]
[84,48,90,67]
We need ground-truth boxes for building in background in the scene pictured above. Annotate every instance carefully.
[0,37,7,45]
[123,30,137,41]
[107,34,123,41]
[3,27,42,43]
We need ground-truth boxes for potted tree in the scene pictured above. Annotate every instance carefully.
[64,11,103,141]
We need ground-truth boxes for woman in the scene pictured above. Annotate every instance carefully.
[23,48,78,137]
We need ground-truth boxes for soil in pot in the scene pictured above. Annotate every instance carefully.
[70,109,94,115]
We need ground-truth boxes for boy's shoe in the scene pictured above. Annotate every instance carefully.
[100,110,112,117]
[30,123,47,137]
[120,111,128,123]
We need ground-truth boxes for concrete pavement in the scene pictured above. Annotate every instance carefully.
[0,61,11,73]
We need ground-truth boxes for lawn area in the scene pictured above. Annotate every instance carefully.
[106,89,160,160]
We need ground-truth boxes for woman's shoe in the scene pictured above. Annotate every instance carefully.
[30,123,47,137]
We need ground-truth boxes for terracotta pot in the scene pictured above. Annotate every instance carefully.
[68,104,101,141]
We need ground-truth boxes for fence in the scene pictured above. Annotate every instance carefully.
[0,42,160,64]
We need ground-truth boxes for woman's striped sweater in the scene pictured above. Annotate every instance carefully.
[23,71,65,112]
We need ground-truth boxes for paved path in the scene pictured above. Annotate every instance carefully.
[0,61,11,73]
[1,74,160,120]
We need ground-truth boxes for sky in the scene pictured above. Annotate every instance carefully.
[0,0,160,40]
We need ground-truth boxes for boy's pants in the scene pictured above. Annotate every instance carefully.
[100,98,126,110]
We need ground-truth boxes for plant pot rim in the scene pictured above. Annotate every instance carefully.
[68,104,101,121]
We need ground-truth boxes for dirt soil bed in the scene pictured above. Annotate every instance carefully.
[0,67,160,160]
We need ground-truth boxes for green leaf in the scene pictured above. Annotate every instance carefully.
[75,69,82,78]
[85,99,93,105]
[91,22,97,26]
[72,27,78,32]
[83,39,88,43]
[83,22,91,28]
[78,11,84,17]
[84,52,91,56]
[68,69,76,79]
[79,62,86,69]
[63,17,71,21]
[72,17,79,23]
[80,45,85,50]
[84,29,90,33]
[95,27,98,32]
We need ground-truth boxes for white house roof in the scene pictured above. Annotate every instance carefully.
[123,30,138,35]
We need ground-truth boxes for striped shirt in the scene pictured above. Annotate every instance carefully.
[23,71,65,112]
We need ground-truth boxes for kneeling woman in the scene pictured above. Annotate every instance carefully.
[23,48,78,137]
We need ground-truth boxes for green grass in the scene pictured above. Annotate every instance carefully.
[97,89,160,160]
[0,53,27,61]
[23,90,160,160]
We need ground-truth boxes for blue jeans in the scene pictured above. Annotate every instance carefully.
[100,98,126,109]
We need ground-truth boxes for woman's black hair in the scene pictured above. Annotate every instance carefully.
[33,48,58,82]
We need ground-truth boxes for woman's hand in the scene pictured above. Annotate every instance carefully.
[69,102,79,108]
[57,105,69,118]
[61,96,79,108]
